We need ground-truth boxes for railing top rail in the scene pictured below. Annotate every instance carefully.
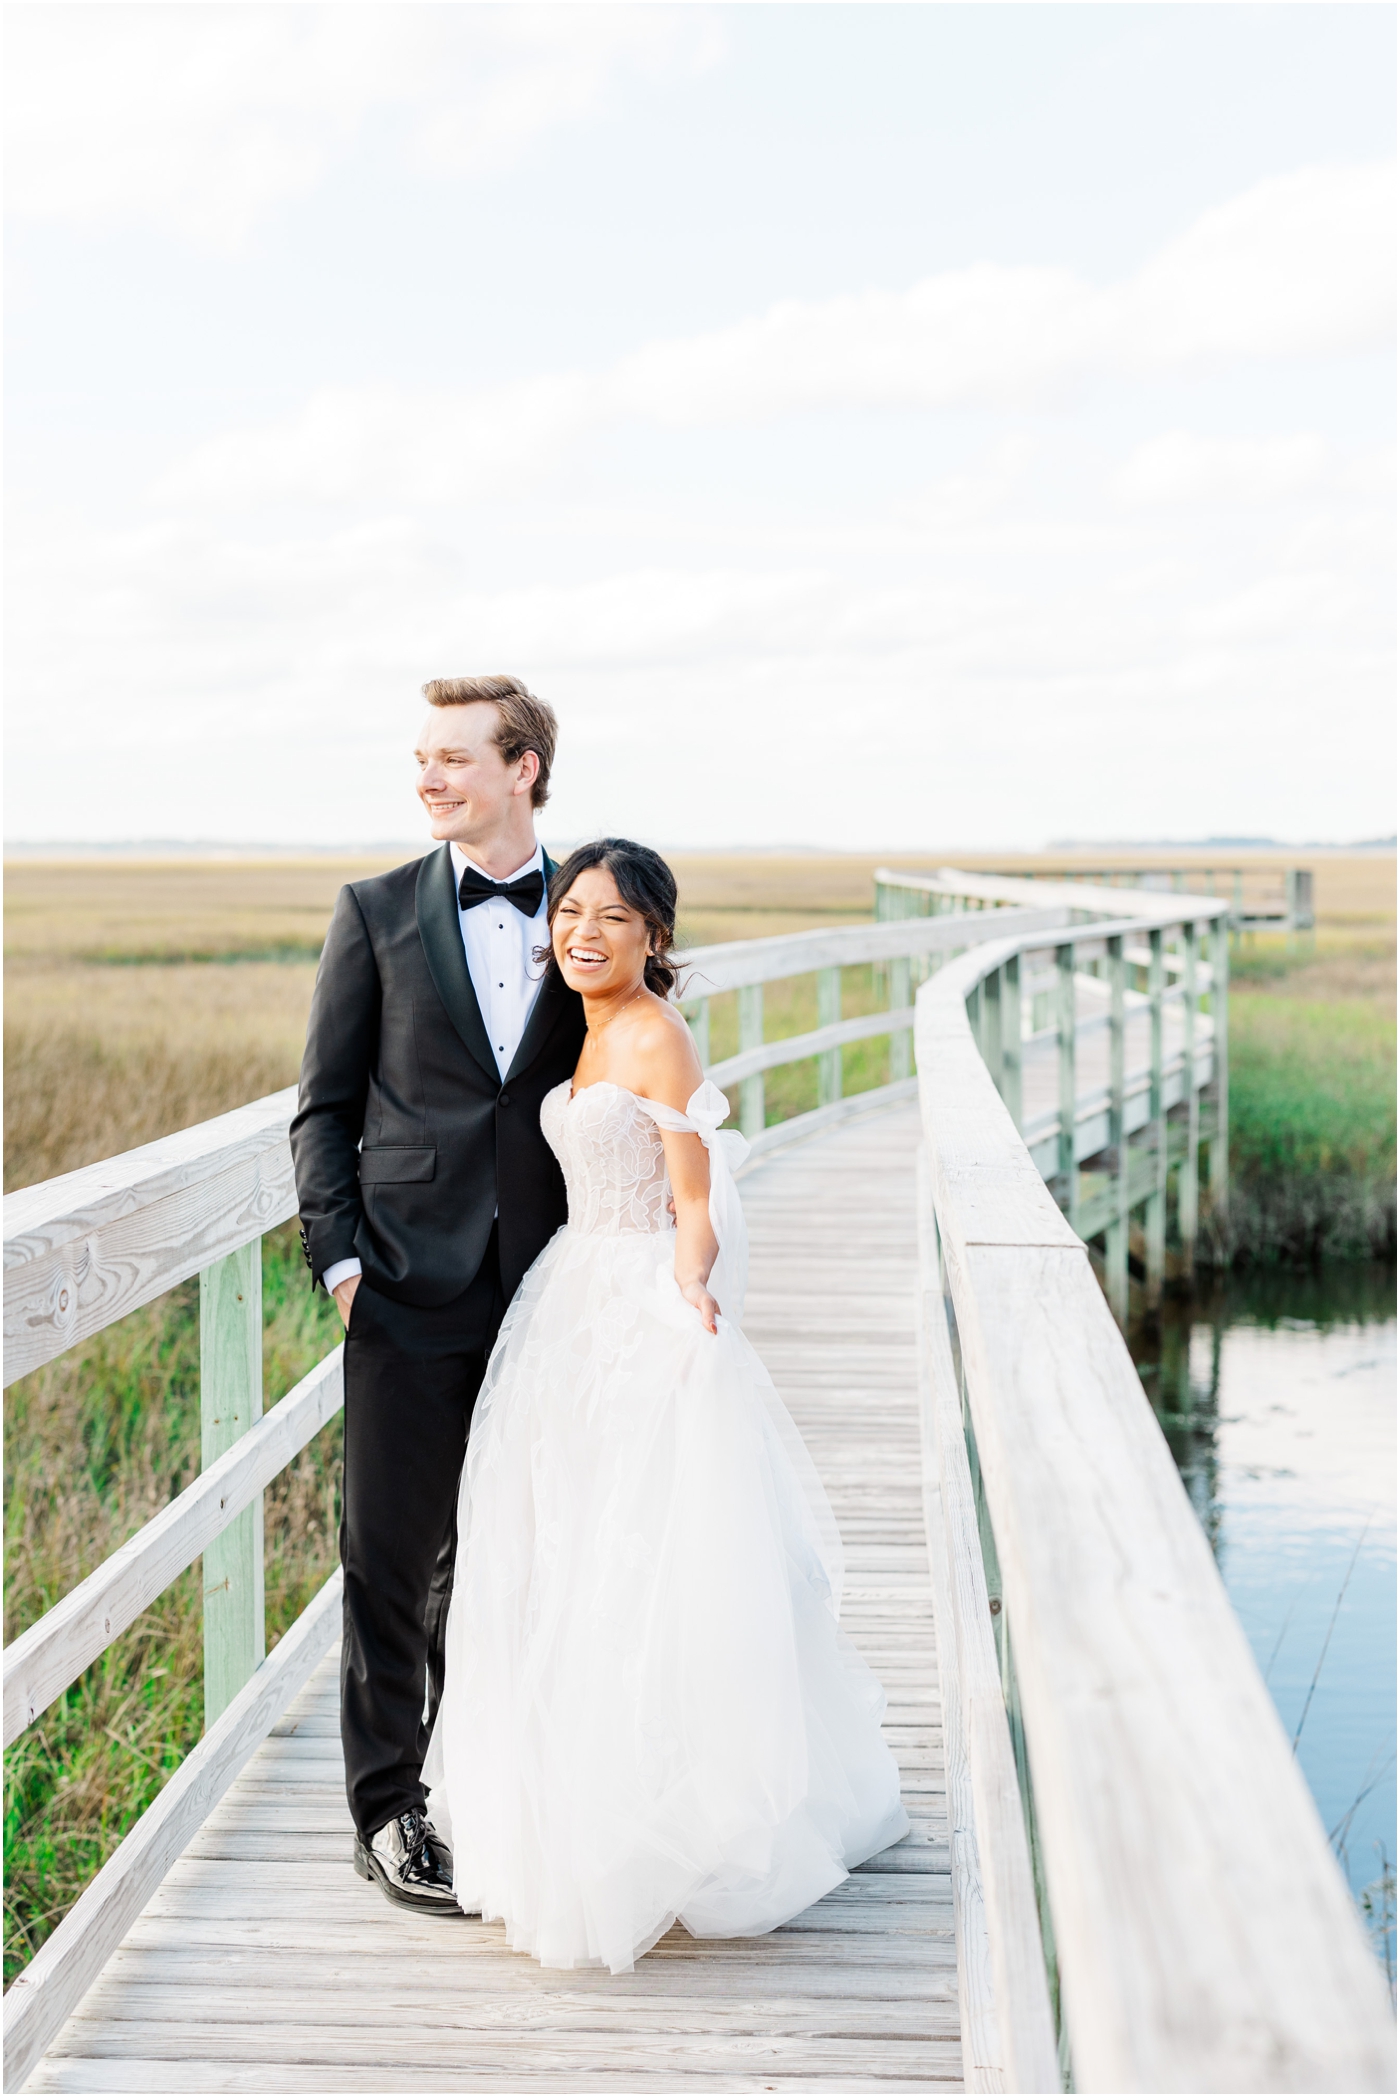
[3,1087,299,1387]
[3,1087,298,1254]
[672,903,1071,994]
[914,953,1394,2090]
[876,865,1231,923]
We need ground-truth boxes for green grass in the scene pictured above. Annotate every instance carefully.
[1226,993,1396,1262]
[3,1224,342,1985]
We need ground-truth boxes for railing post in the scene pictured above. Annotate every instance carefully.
[1208,916,1229,1250]
[1001,955,1022,1130]
[200,1241,264,1726]
[981,963,1003,1098]
[1105,935,1129,1326]
[967,975,985,1061]
[686,997,710,1071]
[738,982,765,1140]
[1179,921,1199,1270]
[817,967,842,1106]
[889,955,912,1082]
[1056,942,1079,1233]
[1145,928,1167,1305]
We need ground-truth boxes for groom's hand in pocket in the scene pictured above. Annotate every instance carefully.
[332,1275,361,1329]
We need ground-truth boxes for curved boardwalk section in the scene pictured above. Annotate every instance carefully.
[27,1102,959,2095]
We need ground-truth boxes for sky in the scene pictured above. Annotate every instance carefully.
[5,2,1396,851]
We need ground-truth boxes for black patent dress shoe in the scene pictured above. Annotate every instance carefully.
[354,1807,462,1916]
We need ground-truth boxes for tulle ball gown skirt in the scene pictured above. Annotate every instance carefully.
[426,1221,909,1974]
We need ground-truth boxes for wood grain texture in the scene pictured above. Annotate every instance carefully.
[200,1244,265,1725]
[6,1570,343,2093]
[915,1148,1058,2096]
[916,969,1396,2093]
[3,1088,299,1385]
[3,1349,342,1748]
[24,1105,960,2094]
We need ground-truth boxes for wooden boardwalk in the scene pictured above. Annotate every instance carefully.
[28,1101,959,2095]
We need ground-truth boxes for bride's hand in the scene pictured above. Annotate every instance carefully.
[680,1279,720,1335]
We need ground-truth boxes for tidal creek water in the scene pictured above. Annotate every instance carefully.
[1133,1263,1396,1984]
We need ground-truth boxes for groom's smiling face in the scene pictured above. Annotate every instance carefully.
[414,703,536,848]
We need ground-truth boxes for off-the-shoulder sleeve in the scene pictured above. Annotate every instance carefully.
[636,1082,750,1320]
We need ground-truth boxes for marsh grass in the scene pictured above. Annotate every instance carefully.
[1221,931,1396,1263]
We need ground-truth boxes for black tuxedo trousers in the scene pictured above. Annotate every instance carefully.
[290,845,586,1836]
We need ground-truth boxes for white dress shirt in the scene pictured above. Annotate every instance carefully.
[322,841,548,1297]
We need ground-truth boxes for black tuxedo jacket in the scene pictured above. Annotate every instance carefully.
[290,845,585,1310]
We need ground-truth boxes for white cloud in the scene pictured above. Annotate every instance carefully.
[153,161,1397,505]
[4,4,722,247]
[1122,162,1395,365]
[1115,432,1334,506]
[11,405,1393,848]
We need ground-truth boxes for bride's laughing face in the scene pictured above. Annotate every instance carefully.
[553,867,651,997]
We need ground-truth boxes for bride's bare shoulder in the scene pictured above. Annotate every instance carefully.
[621,996,703,1109]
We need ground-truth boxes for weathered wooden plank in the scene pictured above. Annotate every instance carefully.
[30,2056,958,2095]
[36,2021,958,2073]
[917,1146,1056,2097]
[199,1245,265,1724]
[64,1941,957,1995]
[4,1573,343,2093]
[47,1983,958,2035]
[115,1913,959,1971]
[3,1089,299,1385]
[3,1349,342,1747]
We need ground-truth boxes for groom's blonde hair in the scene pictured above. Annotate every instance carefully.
[422,674,558,809]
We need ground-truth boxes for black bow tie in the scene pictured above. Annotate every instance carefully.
[456,864,545,918]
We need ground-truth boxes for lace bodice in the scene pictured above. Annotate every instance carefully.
[541,1082,673,1237]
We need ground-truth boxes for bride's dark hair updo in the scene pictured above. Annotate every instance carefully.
[543,839,679,998]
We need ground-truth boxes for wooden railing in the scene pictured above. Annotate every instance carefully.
[915,919,1395,2092]
[879,870,1230,1317]
[2,1095,347,2089]
[877,861,1315,937]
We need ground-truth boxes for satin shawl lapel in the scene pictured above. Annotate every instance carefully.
[505,853,573,1082]
[415,845,497,1084]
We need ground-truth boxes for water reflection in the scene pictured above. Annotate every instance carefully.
[1133,1264,1397,1987]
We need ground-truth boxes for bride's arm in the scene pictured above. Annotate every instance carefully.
[631,1009,721,1335]
[663,1126,720,1334]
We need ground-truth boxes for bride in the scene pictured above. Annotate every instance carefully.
[425,838,908,1972]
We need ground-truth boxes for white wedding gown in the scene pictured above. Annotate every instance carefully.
[424,1078,908,1973]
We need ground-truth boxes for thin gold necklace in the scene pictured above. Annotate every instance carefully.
[587,983,648,1037]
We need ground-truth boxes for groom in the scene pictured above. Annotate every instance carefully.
[291,675,585,1914]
